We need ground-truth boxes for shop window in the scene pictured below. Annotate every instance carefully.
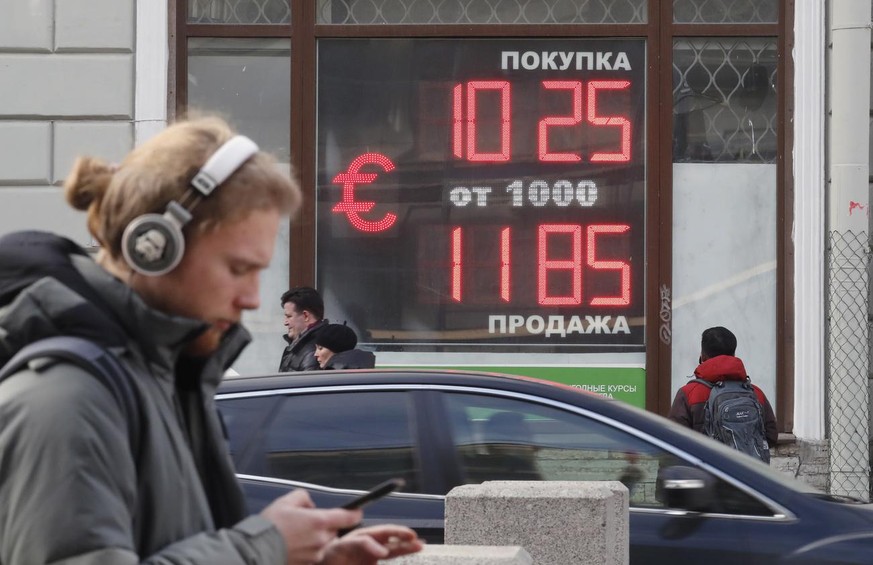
[670,37,779,408]
[672,38,777,163]
[177,0,787,413]
[187,38,292,163]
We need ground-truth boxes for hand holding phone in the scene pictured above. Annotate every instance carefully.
[341,478,405,510]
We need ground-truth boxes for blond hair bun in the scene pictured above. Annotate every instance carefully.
[64,156,115,211]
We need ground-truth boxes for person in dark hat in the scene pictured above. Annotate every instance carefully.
[314,324,376,370]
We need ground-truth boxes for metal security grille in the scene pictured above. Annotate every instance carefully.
[316,0,646,24]
[827,230,871,501]
[672,0,778,23]
[188,0,291,24]
[672,38,777,164]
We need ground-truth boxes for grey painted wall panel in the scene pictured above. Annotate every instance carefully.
[53,121,134,183]
[0,122,51,183]
[0,1,136,248]
[0,0,52,52]
[55,0,135,51]
[0,54,133,117]
[0,187,91,245]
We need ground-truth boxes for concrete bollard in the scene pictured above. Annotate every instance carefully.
[445,481,628,565]
[382,545,532,564]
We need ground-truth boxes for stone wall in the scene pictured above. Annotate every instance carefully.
[772,434,830,492]
[0,0,135,243]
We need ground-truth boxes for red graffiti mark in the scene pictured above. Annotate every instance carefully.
[849,201,869,216]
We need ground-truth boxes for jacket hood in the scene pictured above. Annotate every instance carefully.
[693,355,747,382]
[0,231,116,313]
[0,231,249,378]
[0,231,128,359]
[325,348,376,370]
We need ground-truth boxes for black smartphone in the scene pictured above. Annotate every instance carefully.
[341,478,405,510]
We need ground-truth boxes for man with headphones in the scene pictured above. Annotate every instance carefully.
[0,117,421,564]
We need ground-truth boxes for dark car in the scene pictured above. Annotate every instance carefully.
[217,370,873,564]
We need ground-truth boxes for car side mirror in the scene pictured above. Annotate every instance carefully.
[657,465,715,512]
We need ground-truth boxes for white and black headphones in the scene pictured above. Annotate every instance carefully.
[121,135,259,276]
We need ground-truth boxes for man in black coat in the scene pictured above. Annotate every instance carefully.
[279,286,329,371]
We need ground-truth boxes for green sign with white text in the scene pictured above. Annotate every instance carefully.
[414,366,646,409]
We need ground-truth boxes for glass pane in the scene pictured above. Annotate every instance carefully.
[444,392,769,514]
[317,0,646,24]
[261,393,421,492]
[187,39,292,377]
[187,37,291,164]
[673,0,777,23]
[188,0,291,24]
[671,38,778,410]
[445,394,670,506]
[445,393,771,516]
[218,396,279,468]
[316,38,647,353]
[673,38,777,163]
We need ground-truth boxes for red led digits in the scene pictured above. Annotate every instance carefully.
[537,224,583,306]
[451,227,463,302]
[587,224,631,306]
[453,80,632,163]
[500,227,511,302]
[452,81,511,162]
[450,226,510,303]
[539,81,583,162]
[468,81,511,162]
[331,153,398,233]
[447,224,633,307]
[587,80,632,162]
[452,84,464,159]
[447,78,636,308]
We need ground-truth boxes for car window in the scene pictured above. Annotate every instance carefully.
[443,392,772,515]
[218,395,279,473]
[253,392,422,493]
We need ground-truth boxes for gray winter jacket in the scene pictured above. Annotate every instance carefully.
[0,232,286,564]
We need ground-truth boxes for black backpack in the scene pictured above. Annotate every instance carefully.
[696,377,770,464]
[0,336,142,461]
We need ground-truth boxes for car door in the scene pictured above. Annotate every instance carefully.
[218,388,445,541]
[436,390,789,564]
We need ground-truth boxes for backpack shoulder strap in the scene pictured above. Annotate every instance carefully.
[693,377,716,389]
[0,336,142,462]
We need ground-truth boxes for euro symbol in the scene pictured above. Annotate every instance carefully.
[332,153,398,233]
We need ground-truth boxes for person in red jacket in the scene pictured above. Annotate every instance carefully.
[668,326,778,449]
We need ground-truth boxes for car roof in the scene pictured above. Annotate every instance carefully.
[219,368,594,400]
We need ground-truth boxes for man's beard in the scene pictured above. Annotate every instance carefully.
[184,326,224,357]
